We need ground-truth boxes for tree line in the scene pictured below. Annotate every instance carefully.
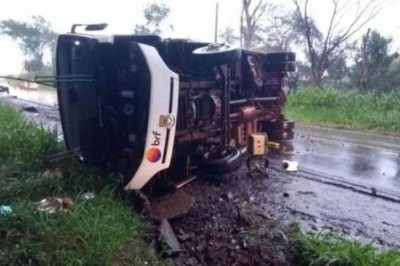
[1,0,398,93]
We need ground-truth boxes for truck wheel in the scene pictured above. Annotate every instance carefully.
[199,147,242,175]
[192,44,242,65]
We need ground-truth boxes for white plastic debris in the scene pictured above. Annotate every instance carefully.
[0,205,13,215]
[79,192,95,201]
[282,160,299,172]
[36,197,74,213]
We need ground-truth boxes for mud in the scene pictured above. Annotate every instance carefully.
[170,170,295,265]
[2,93,400,265]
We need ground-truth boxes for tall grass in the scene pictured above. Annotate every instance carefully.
[0,104,165,265]
[285,88,400,134]
[293,230,400,266]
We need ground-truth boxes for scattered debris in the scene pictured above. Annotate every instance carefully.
[175,176,197,189]
[0,205,12,215]
[43,168,62,178]
[37,197,74,213]
[247,156,269,177]
[227,192,234,200]
[79,192,95,201]
[177,228,192,242]
[22,106,38,113]
[282,160,299,172]
[160,219,181,254]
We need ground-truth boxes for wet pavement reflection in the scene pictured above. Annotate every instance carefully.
[273,125,400,193]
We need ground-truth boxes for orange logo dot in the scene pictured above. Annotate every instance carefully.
[146,148,161,163]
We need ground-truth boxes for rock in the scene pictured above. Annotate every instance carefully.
[249,195,255,202]
[311,224,318,230]
[22,106,38,113]
[160,219,181,253]
[227,192,234,200]
[186,257,198,266]
[177,229,191,242]
[283,192,290,197]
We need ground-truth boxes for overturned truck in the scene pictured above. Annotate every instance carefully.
[55,24,295,190]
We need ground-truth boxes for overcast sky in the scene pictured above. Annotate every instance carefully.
[0,0,399,75]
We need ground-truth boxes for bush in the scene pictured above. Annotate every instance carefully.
[285,88,400,134]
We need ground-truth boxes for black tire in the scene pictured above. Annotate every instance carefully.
[198,147,243,175]
[265,130,294,142]
[192,44,242,65]
[262,119,295,131]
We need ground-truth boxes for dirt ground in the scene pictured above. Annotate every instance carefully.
[169,166,296,266]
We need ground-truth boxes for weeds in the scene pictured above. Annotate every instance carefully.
[293,230,400,266]
[0,104,165,265]
[285,88,400,135]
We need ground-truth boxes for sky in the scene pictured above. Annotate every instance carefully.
[0,0,400,75]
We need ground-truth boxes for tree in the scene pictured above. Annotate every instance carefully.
[235,1,301,51]
[388,56,400,92]
[325,49,353,90]
[134,2,170,35]
[350,30,394,92]
[219,27,240,45]
[292,0,380,88]
[240,0,270,49]
[259,7,302,51]
[0,16,56,74]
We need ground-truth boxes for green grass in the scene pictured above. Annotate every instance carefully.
[0,103,166,265]
[285,88,400,135]
[293,230,400,266]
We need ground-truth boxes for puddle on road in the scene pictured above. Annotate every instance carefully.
[271,132,400,193]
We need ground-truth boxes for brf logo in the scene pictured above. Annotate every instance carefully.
[151,130,161,146]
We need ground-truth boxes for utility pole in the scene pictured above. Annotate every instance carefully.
[214,1,219,43]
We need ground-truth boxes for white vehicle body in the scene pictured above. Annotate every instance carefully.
[125,44,179,190]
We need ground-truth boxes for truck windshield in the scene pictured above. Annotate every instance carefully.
[56,35,150,172]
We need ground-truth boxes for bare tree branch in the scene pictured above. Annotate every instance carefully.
[292,0,381,87]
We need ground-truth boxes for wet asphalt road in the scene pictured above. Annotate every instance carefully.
[265,125,400,247]
[288,124,400,194]
[2,89,400,247]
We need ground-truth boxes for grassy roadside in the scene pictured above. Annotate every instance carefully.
[293,229,400,266]
[285,88,400,135]
[0,103,166,265]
